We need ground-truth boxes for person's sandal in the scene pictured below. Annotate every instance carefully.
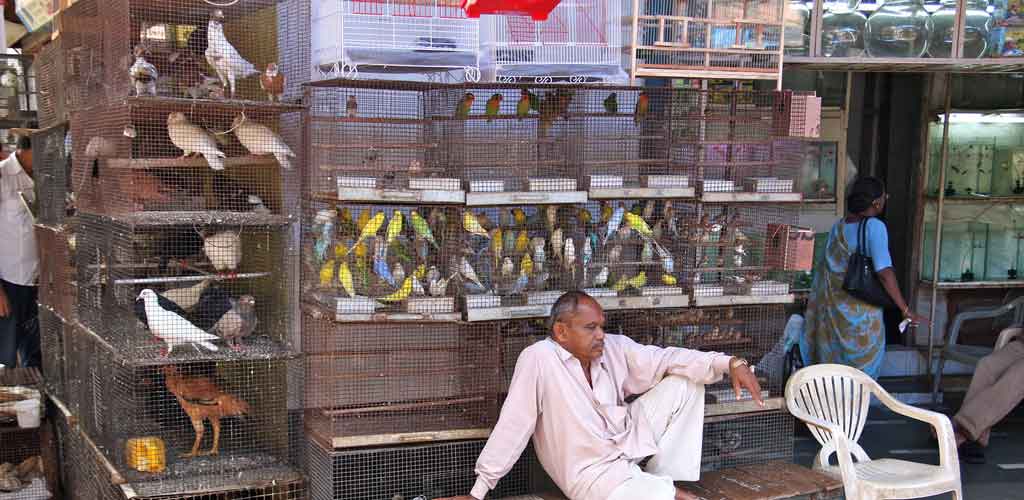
[961,441,986,465]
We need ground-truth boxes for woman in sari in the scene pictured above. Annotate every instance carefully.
[800,177,926,378]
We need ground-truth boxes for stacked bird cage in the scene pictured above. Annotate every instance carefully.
[34,0,308,497]
[309,0,481,82]
[479,0,629,84]
[35,223,77,321]
[37,305,68,401]
[629,0,786,81]
[32,124,73,226]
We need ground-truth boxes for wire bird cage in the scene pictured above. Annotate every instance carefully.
[310,0,481,82]
[307,82,465,204]
[33,39,70,129]
[672,203,801,306]
[38,305,69,401]
[701,408,794,472]
[656,305,786,365]
[74,212,296,361]
[58,0,305,106]
[630,0,786,80]
[302,201,464,321]
[479,0,628,84]
[0,54,38,128]
[69,102,300,218]
[302,313,500,448]
[35,223,77,321]
[64,323,303,497]
[57,398,306,500]
[32,124,73,226]
[307,438,538,500]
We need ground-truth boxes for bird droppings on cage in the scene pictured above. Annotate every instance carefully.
[69,103,300,218]
[302,314,500,448]
[307,438,538,500]
[302,201,463,322]
[74,212,296,360]
[63,324,299,488]
[58,0,305,107]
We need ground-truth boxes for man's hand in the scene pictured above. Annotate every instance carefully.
[0,287,9,318]
[729,357,764,407]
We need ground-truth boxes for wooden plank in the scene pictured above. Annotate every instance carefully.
[693,294,795,307]
[589,187,696,199]
[330,428,492,449]
[105,155,279,170]
[465,191,588,207]
[677,462,842,499]
[919,279,1024,290]
[705,396,783,418]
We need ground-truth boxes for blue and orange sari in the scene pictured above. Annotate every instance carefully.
[799,221,886,379]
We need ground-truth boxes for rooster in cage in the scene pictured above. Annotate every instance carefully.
[161,364,250,458]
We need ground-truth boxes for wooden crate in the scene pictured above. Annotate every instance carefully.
[680,462,844,500]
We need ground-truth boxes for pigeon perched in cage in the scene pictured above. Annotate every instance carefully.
[187,284,233,331]
[211,295,257,350]
[133,289,190,329]
[167,112,226,170]
[129,45,158,96]
[204,9,258,98]
[138,289,221,355]
[231,115,295,169]
[202,230,242,274]
[259,62,285,102]
[161,279,210,311]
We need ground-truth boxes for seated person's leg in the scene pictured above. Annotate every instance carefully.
[954,341,1024,447]
[633,375,706,481]
[607,468,677,500]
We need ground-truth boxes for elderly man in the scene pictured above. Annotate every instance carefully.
[443,291,763,500]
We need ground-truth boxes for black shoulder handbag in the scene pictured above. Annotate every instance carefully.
[841,218,896,309]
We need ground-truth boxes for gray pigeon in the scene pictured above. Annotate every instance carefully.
[211,295,257,350]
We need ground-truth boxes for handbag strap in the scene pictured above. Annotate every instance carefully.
[857,217,872,259]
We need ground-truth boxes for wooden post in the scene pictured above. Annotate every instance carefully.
[927,73,953,387]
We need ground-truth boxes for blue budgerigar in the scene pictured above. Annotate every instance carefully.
[604,203,625,245]
[313,209,336,264]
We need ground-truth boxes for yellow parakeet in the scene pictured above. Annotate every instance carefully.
[577,208,592,225]
[601,202,613,224]
[356,209,371,232]
[521,253,534,276]
[379,277,413,302]
[491,228,503,266]
[512,208,527,228]
[515,230,530,254]
[414,264,427,280]
[464,211,490,238]
[661,274,678,286]
[319,259,335,287]
[333,242,349,259]
[351,211,385,251]
[612,271,647,292]
[385,210,404,247]
[338,261,356,297]
[624,213,653,237]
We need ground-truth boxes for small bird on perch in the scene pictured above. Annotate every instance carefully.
[129,44,158,96]
[259,62,284,102]
[231,115,296,169]
[203,230,243,277]
[167,112,226,170]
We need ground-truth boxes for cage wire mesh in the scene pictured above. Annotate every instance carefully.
[309,0,481,83]
[35,223,77,321]
[59,0,303,105]
[70,103,300,218]
[479,0,628,84]
[701,408,794,472]
[32,124,74,226]
[64,323,302,495]
[33,39,70,129]
[74,212,296,361]
[38,305,68,401]
[307,438,538,500]
[670,89,801,142]
[632,0,785,79]
[302,201,463,321]
[307,82,463,203]
[302,310,500,448]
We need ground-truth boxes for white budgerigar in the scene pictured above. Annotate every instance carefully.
[203,230,242,272]
[167,112,226,170]
[138,289,220,354]
[232,115,296,169]
[205,10,259,98]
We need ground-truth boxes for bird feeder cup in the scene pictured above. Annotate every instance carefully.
[461,0,563,21]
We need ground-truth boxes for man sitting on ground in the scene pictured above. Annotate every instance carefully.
[443,290,763,500]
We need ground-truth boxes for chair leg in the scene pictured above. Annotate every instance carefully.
[950,486,964,500]
[932,356,947,405]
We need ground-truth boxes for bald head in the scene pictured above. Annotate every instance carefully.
[549,291,606,364]
[548,291,601,333]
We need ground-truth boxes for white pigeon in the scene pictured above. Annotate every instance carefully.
[203,230,242,272]
[138,289,220,354]
[205,10,259,98]
[167,112,226,170]
[232,115,295,169]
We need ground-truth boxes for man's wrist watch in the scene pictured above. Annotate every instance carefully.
[729,357,749,371]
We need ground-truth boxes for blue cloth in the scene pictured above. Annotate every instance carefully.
[826,218,893,273]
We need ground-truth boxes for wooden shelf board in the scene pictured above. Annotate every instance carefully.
[705,396,784,418]
[310,116,427,124]
[693,294,795,307]
[925,194,1024,204]
[124,96,304,112]
[784,56,1024,73]
[920,279,1024,290]
[588,187,696,199]
[314,188,466,205]
[701,192,803,203]
[465,191,588,206]
[633,67,780,81]
[106,155,279,170]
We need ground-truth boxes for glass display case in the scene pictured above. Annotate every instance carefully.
[789,0,1024,61]
[920,111,1024,284]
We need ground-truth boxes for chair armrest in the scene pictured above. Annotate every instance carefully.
[996,328,1023,351]
[872,389,959,471]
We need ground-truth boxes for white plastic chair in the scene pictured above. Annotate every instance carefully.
[785,364,962,500]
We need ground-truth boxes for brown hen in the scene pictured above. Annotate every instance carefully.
[161,365,249,458]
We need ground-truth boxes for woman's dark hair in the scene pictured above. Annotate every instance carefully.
[846,177,885,214]
[15,135,30,151]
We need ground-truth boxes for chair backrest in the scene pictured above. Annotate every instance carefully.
[996,327,1023,351]
[785,364,874,468]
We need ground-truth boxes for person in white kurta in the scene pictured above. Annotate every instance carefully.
[0,135,39,368]
[442,291,764,500]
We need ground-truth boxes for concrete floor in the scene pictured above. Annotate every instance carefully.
[793,405,1024,500]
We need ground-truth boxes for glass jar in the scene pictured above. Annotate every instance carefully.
[928,0,992,58]
[785,0,812,55]
[865,0,934,57]
[821,0,869,56]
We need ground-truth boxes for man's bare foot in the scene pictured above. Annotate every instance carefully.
[675,487,700,500]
